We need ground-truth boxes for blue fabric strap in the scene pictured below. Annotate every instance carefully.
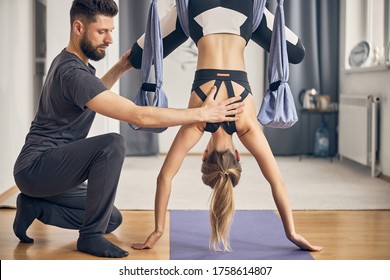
[252,0,266,31]
[129,0,168,133]
[176,0,190,37]
[257,0,298,128]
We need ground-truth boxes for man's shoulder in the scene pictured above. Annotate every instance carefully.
[58,50,86,68]
[53,50,92,77]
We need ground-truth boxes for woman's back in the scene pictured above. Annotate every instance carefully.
[196,34,246,70]
[192,34,258,136]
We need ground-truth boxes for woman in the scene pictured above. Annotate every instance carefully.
[129,0,323,252]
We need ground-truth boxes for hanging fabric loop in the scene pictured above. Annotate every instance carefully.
[129,0,168,133]
[257,0,298,128]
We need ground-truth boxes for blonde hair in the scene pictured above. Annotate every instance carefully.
[201,150,241,252]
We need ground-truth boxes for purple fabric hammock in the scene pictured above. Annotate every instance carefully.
[257,0,298,128]
[128,0,168,133]
[132,0,297,131]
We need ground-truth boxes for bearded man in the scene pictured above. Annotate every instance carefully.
[12,0,243,258]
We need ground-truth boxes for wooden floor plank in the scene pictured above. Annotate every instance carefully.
[1,209,389,260]
[292,210,390,260]
[1,210,169,260]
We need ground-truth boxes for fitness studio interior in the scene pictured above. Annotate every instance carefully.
[1,0,389,271]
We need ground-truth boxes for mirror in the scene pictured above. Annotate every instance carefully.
[345,0,389,71]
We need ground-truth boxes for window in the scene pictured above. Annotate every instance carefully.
[345,0,389,71]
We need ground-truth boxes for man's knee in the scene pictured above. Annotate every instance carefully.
[105,206,123,233]
[104,133,126,159]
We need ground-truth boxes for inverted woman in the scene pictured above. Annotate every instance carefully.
[128,0,323,252]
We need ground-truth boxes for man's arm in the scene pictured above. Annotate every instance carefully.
[86,86,244,127]
[100,50,132,89]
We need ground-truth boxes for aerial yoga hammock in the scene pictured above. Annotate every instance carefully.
[128,0,299,132]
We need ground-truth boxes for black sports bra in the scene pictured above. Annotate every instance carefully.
[187,0,254,45]
[191,69,252,135]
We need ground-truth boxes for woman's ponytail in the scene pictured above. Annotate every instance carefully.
[201,150,241,251]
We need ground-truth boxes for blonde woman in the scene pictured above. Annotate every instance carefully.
[129,0,323,252]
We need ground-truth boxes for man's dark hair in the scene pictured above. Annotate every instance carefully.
[70,0,118,25]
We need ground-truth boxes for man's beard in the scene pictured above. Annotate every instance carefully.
[80,34,106,61]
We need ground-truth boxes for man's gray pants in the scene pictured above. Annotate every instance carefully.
[14,133,126,236]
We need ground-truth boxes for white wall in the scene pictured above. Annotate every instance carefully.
[340,0,390,176]
[0,0,34,194]
[345,0,386,69]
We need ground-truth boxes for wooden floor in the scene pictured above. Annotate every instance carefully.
[1,209,389,260]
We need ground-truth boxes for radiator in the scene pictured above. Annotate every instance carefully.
[339,94,381,177]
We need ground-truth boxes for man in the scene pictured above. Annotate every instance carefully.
[13,0,243,258]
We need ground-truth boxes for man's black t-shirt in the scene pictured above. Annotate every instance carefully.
[14,49,108,174]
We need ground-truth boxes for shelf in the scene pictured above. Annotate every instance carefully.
[300,109,338,114]
[344,64,390,74]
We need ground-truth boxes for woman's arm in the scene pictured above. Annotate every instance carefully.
[238,122,323,251]
[251,8,306,64]
[132,123,204,249]
[128,6,189,69]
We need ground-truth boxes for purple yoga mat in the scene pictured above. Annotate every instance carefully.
[170,210,313,260]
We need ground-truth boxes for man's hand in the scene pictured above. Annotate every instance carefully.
[118,49,132,72]
[100,49,132,89]
[201,86,245,123]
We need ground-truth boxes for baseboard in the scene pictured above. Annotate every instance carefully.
[0,185,19,204]
[379,174,390,184]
